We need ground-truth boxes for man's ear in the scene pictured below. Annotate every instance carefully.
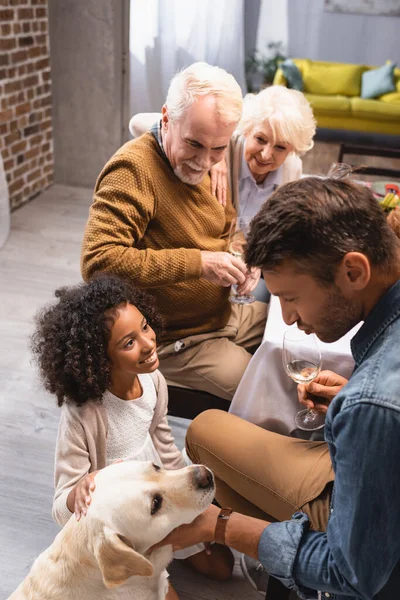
[94,527,153,588]
[336,252,371,292]
[161,105,169,130]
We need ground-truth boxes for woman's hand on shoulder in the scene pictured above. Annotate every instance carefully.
[210,156,228,207]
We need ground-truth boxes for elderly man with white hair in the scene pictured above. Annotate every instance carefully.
[81,62,268,402]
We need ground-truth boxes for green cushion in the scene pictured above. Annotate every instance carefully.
[361,62,396,99]
[351,97,400,120]
[305,94,350,113]
[280,59,303,91]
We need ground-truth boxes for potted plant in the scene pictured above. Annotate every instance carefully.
[245,41,287,93]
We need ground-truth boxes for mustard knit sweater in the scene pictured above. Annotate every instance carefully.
[81,133,236,342]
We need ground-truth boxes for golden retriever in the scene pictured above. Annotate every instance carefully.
[8,461,215,600]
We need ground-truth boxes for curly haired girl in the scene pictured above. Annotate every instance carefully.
[31,274,233,596]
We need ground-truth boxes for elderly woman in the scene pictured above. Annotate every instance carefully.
[212,85,316,212]
[211,85,316,301]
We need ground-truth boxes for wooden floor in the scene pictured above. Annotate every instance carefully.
[0,184,261,599]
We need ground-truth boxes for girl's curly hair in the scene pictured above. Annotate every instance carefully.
[30,274,163,407]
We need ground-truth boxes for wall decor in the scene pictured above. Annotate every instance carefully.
[324,0,400,16]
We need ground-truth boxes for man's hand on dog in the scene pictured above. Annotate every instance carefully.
[297,369,348,414]
[150,504,220,553]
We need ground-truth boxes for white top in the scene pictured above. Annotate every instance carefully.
[104,373,203,560]
[103,373,158,465]
[238,148,283,220]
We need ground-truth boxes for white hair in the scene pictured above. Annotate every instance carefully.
[165,62,243,125]
[236,85,316,155]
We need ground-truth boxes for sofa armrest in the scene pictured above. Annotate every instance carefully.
[129,112,162,138]
[273,68,287,86]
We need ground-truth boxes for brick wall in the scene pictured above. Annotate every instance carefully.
[0,0,53,210]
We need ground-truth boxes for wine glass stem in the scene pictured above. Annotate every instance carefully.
[304,409,318,423]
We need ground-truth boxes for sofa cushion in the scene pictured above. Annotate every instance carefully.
[303,61,364,96]
[380,92,400,103]
[361,62,396,99]
[351,97,400,120]
[305,94,351,113]
[280,59,304,91]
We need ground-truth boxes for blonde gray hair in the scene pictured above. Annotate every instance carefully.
[237,85,316,155]
[165,62,243,125]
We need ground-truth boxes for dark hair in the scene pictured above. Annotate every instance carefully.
[30,274,163,407]
[246,177,399,284]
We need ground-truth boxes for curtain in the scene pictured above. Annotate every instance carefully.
[129,0,246,118]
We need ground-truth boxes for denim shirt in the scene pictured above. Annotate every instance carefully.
[258,279,400,600]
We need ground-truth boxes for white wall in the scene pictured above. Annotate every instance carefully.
[287,0,400,66]
[48,0,129,187]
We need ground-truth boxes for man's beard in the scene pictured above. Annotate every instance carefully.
[174,161,207,185]
[311,284,362,343]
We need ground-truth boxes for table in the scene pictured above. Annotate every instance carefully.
[229,296,361,436]
[337,143,400,180]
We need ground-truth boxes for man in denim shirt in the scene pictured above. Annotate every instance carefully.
[155,178,400,599]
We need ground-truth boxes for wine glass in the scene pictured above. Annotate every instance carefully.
[327,162,353,180]
[282,328,325,431]
[228,217,255,305]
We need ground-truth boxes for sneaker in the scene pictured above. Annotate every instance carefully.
[239,553,269,595]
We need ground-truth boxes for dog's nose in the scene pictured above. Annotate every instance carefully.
[193,465,214,489]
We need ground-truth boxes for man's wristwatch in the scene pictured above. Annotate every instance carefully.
[214,507,233,545]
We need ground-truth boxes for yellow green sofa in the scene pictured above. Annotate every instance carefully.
[273,59,400,136]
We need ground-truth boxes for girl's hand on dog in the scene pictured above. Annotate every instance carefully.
[72,471,99,521]
[68,460,123,520]
[297,369,348,413]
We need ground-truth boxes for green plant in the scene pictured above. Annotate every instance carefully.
[245,41,287,92]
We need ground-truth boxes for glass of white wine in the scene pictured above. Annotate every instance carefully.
[282,328,325,431]
[327,162,353,179]
[228,217,255,305]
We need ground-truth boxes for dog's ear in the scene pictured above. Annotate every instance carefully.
[94,527,153,588]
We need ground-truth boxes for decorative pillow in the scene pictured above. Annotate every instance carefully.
[361,62,396,99]
[394,66,400,91]
[280,59,304,91]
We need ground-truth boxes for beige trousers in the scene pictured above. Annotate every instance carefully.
[158,302,268,401]
[186,410,334,532]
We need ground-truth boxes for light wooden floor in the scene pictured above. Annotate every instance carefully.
[0,184,262,599]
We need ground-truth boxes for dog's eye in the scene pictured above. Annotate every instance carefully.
[152,463,161,471]
[151,494,163,515]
